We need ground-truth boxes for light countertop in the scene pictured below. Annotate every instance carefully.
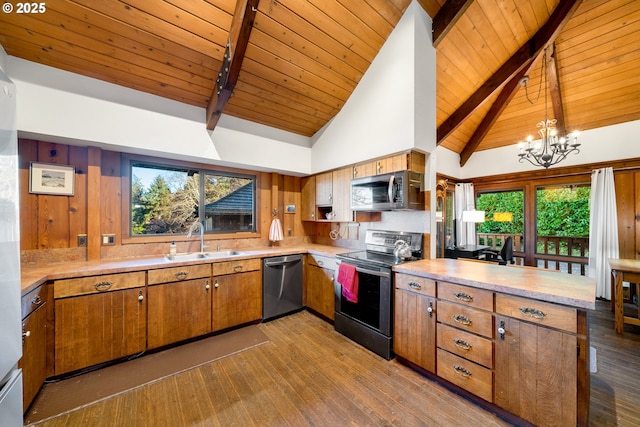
[394,258,596,310]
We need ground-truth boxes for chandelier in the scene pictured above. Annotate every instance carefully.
[517,49,580,169]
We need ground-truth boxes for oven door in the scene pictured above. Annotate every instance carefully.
[335,261,392,336]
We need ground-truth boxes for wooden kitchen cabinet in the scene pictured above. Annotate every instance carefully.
[353,151,425,178]
[331,167,352,222]
[315,172,333,206]
[303,168,353,222]
[54,271,146,375]
[147,264,213,349]
[394,274,436,373]
[19,284,52,412]
[301,176,316,221]
[212,258,262,331]
[305,254,337,321]
[494,294,586,427]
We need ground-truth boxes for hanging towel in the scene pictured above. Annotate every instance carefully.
[269,218,284,242]
[338,263,359,303]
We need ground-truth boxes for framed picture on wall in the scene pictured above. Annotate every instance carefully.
[29,162,75,196]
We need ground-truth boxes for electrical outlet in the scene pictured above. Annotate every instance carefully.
[287,229,292,236]
[78,234,87,247]
[101,234,116,246]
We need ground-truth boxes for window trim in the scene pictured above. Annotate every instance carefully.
[121,153,262,245]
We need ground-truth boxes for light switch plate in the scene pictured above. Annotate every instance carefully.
[78,234,87,247]
[101,234,116,245]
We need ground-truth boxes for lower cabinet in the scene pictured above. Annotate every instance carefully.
[305,254,336,321]
[212,259,262,332]
[19,284,52,412]
[147,264,213,349]
[53,272,147,375]
[393,274,436,373]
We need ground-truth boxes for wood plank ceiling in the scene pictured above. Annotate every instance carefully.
[1,0,639,165]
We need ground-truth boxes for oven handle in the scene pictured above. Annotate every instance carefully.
[355,266,390,278]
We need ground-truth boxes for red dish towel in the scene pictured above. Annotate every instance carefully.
[338,263,359,303]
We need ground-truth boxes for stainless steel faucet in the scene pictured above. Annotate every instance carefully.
[187,219,205,253]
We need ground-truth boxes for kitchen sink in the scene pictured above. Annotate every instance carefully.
[164,250,244,261]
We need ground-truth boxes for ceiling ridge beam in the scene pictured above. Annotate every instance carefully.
[432,0,474,48]
[437,0,583,145]
[206,0,259,131]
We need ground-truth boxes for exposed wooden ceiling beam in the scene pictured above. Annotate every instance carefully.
[206,0,258,131]
[432,0,474,47]
[546,43,566,135]
[437,0,583,145]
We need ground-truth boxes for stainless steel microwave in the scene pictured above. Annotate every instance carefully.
[351,171,424,211]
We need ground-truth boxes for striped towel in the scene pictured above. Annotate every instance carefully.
[269,218,284,242]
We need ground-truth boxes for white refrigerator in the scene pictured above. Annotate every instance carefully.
[0,46,24,426]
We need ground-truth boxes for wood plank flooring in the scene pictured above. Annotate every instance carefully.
[29,301,640,427]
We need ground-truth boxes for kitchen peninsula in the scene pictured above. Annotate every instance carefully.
[393,258,595,427]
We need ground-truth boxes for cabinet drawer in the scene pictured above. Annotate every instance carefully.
[148,264,211,285]
[438,281,493,311]
[395,274,436,297]
[437,323,493,368]
[54,271,145,298]
[438,301,493,338]
[307,254,337,271]
[495,293,577,333]
[215,258,261,276]
[22,284,48,319]
[437,349,493,402]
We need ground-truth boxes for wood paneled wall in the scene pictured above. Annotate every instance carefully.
[18,139,305,262]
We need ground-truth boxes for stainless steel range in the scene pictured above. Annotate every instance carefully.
[335,229,423,360]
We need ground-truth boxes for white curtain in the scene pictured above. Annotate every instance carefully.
[455,183,476,247]
[588,167,619,299]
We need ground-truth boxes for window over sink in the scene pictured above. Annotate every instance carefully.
[129,161,256,236]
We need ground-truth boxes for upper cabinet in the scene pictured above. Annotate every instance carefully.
[353,151,425,179]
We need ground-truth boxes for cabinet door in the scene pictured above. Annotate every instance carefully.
[394,288,436,373]
[301,176,316,221]
[316,172,333,205]
[213,270,262,332]
[306,265,335,320]
[331,168,353,222]
[55,288,146,375]
[20,304,47,411]
[353,161,377,178]
[494,315,577,427]
[147,278,212,349]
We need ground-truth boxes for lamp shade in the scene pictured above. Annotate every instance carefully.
[462,210,485,223]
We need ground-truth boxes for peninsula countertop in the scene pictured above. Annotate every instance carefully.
[393,258,596,310]
[20,244,348,295]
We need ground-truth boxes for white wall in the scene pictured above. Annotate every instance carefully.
[435,119,640,179]
[310,1,435,173]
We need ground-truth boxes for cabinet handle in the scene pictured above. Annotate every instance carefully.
[519,307,546,319]
[317,260,324,266]
[453,292,473,303]
[214,281,219,289]
[427,301,434,318]
[31,295,43,306]
[205,280,210,291]
[408,282,422,290]
[22,327,31,344]
[498,320,505,340]
[175,271,188,280]
[453,339,472,351]
[452,314,472,326]
[233,265,243,273]
[94,281,113,291]
[138,290,144,302]
[453,365,472,378]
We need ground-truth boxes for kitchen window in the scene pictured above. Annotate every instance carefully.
[129,162,256,236]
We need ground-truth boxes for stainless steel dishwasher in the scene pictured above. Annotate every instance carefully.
[262,254,303,320]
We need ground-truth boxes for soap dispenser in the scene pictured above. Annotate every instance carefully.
[170,241,177,256]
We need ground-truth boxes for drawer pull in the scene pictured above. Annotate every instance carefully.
[453,339,472,351]
[453,314,472,326]
[31,295,43,306]
[317,260,324,266]
[138,290,144,302]
[409,282,422,290]
[519,307,546,319]
[453,292,473,303]
[94,281,113,291]
[453,365,472,378]
[233,265,243,273]
[427,301,434,318]
[498,320,506,340]
[175,271,189,280]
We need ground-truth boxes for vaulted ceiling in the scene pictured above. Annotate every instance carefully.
[1,0,638,166]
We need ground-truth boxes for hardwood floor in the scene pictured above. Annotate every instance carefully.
[29,302,640,427]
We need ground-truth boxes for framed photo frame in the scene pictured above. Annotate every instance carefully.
[285,204,296,213]
[29,162,75,196]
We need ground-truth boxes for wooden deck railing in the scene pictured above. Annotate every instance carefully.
[476,233,589,275]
